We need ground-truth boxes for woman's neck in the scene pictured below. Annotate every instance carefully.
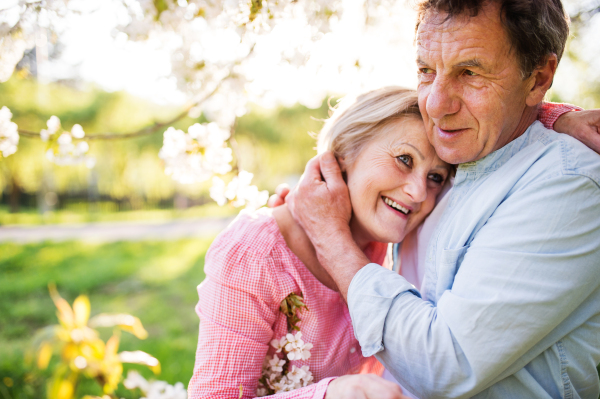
[272,204,339,291]
[349,216,373,252]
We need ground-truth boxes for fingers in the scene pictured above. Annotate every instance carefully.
[267,193,285,208]
[267,183,291,208]
[319,151,345,192]
[325,375,406,399]
[301,155,325,185]
[275,183,290,199]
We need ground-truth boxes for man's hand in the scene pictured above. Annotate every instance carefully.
[288,152,353,233]
[288,152,369,300]
[554,109,600,154]
[325,375,407,399]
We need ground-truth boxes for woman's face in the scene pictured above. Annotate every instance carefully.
[344,116,451,245]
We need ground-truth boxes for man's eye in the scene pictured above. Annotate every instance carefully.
[428,173,444,184]
[397,154,412,167]
[464,69,478,76]
[419,68,434,74]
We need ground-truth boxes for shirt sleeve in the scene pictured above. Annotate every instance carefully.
[348,173,600,398]
[537,101,583,129]
[188,232,334,399]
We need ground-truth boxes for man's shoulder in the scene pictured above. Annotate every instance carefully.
[524,121,600,187]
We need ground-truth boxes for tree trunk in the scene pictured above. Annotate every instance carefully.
[10,176,21,213]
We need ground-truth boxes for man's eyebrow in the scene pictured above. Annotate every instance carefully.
[455,59,486,70]
[416,57,430,67]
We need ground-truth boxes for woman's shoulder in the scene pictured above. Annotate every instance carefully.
[204,208,295,294]
[211,207,283,257]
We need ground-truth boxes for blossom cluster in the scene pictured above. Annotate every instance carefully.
[0,106,19,157]
[158,122,232,184]
[257,331,314,396]
[41,116,95,168]
[124,370,187,399]
[210,170,269,211]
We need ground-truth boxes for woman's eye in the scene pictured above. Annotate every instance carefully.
[428,173,445,184]
[397,154,412,167]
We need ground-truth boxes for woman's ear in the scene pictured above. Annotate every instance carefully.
[338,156,347,172]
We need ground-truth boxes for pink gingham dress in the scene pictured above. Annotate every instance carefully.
[188,102,580,399]
[188,209,386,399]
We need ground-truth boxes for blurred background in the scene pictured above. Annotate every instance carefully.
[1,0,599,398]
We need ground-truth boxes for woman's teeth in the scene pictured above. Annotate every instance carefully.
[383,197,410,215]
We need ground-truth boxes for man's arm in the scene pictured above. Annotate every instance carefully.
[289,152,600,397]
[287,152,369,300]
[347,172,600,398]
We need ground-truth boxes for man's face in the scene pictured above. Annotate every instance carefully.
[416,2,534,164]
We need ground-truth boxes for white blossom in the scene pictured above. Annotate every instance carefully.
[41,116,61,142]
[0,106,19,157]
[284,331,313,361]
[267,354,286,373]
[41,116,94,167]
[124,370,151,392]
[123,370,187,399]
[260,330,314,394]
[159,123,232,184]
[270,336,288,353]
[299,365,313,387]
[210,171,268,210]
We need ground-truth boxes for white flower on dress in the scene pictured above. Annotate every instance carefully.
[260,330,314,395]
[0,106,19,157]
[267,354,286,373]
[270,336,288,353]
[284,332,313,361]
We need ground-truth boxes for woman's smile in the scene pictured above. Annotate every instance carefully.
[382,196,412,217]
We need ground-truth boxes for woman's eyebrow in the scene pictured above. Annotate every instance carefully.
[397,143,425,160]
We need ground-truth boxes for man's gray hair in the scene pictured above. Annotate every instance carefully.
[416,0,570,78]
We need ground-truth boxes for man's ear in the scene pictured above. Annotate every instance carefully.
[526,53,558,107]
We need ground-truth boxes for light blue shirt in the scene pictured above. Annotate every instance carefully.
[348,121,600,398]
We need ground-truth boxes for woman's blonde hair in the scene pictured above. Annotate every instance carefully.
[316,86,421,165]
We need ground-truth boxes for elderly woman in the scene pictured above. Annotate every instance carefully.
[187,87,579,399]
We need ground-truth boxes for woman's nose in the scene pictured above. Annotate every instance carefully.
[403,174,428,204]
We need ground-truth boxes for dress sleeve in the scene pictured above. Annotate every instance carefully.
[187,228,334,399]
[537,102,582,129]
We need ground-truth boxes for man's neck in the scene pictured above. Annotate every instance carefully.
[495,105,539,151]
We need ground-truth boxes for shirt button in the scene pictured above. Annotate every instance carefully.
[350,347,356,354]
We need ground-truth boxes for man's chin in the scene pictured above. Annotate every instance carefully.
[433,144,480,165]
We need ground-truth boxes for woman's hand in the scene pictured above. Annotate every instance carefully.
[325,375,407,399]
[554,109,600,154]
[267,184,291,208]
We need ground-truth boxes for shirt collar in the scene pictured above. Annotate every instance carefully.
[455,121,540,182]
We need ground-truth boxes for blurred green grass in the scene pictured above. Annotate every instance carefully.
[0,237,213,398]
[0,202,237,226]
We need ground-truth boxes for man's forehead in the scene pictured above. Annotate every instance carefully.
[415,6,510,64]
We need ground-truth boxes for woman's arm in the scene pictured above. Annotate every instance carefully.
[188,227,335,399]
[539,102,600,153]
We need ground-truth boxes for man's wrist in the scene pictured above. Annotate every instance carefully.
[311,227,370,300]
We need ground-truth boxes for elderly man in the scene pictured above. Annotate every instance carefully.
[287,0,600,397]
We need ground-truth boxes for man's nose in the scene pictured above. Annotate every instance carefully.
[403,174,428,204]
[426,76,460,120]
